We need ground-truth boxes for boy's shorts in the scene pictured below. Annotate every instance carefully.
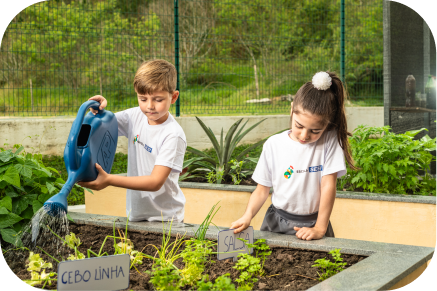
[260,204,335,237]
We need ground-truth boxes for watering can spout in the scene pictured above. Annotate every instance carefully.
[43,100,118,217]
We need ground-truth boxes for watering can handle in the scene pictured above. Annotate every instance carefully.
[68,100,103,171]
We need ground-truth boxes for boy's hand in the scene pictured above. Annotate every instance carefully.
[294,226,325,241]
[88,95,107,115]
[230,214,251,234]
[77,163,110,190]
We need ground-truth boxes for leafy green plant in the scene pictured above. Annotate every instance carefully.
[24,252,57,288]
[338,125,436,195]
[0,144,87,247]
[238,238,271,276]
[233,252,261,290]
[229,159,246,185]
[63,232,85,261]
[197,273,236,291]
[146,259,181,291]
[180,238,215,286]
[312,248,347,281]
[186,117,269,184]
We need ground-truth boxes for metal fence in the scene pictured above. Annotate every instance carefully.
[0,0,383,117]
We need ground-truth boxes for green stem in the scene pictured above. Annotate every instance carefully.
[36,246,60,264]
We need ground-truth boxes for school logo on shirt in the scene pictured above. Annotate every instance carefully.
[284,165,294,179]
[284,165,323,179]
[132,134,153,153]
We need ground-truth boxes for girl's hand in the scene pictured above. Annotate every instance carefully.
[230,215,252,234]
[77,163,110,191]
[88,95,107,115]
[294,226,326,241]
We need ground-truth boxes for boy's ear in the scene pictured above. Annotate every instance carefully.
[171,91,179,104]
[290,101,293,115]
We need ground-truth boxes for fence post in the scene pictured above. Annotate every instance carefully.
[30,79,34,113]
[340,0,345,83]
[174,0,180,117]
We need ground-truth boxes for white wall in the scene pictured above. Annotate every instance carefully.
[0,107,383,155]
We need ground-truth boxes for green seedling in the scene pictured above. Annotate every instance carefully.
[24,252,57,288]
[180,238,216,286]
[233,252,261,290]
[197,273,236,291]
[312,248,347,281]
[238,238,272,276]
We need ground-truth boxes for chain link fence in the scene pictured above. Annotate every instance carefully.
[0,0,383,117]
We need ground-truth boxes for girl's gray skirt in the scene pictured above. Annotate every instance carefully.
[260,204,335,237]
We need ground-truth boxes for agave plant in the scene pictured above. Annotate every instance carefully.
[182,117,269,184]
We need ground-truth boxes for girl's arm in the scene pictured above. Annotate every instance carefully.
[294,172,337,240]
[230,184,270,234]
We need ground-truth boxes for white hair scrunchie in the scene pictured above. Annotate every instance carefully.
[312,72,332,91]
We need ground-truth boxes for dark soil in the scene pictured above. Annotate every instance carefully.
[3,223,366,290]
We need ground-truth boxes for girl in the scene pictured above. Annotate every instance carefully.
[230,71,357,241]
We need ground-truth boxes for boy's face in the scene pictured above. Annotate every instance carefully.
[290,105,327,144]
[136,90,179,125]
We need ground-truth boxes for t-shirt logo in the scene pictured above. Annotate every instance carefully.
[133,135,139,144]
[284,165,294,179]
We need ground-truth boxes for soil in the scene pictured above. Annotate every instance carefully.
[3,223,366,290]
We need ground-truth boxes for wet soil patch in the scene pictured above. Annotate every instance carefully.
[4,223,366,290]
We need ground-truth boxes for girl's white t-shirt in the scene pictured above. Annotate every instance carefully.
[115,108,187,222]
[252,130,346,215]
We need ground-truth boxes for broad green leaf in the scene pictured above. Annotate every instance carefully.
[0,196,12,211]
[0,213,23,229]
[14,146,24,155]
[12,197,28,215]
[0,206,9,215]
[2,166,20,188]
[32,200,43,213]
[22,194,38,205]
[46,182,56,194]
[20,165,33,178]
[0,150,14,163]
[14,164,23,173]
[24,158,39,169]
[38,193,53,204]
[383,164,388,172]
[0,164,11,175]
[0,228,18,244]
[45,167,59,175]
[21,206,34,220]
[5,188,19,198]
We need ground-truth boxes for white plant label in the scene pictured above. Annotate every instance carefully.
[57,254,130,290]
[217,226,254,261]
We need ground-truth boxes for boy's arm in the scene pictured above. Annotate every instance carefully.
[78,163,171,192]
[294,172,337,240]
[230,184,270,234]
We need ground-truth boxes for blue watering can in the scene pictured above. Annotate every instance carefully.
[43,100,118,217]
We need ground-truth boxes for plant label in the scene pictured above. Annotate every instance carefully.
[57,254,130,290]
[217,226,254,262]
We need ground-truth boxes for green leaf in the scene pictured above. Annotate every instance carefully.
[0,213,23,229]
[0,150,14,163]
[5,188,19,198]
[20,165,33,178]
[383,164,388,172]
[194,117,222,161]
[0,196,12,211]
[0,164,11,175]
[2,166,20,188]
[24,158,39,169]
[14,146,24,155]
[46,182,56,194]
[12,197,28,215]
[14,164,23,174]
[0,228,19,244]
[38,193,53,204]
[32,200,43,213]
[0,206,9,215]
[21,206,34,220]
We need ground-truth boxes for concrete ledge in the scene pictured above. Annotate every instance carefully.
[69,212,434,291]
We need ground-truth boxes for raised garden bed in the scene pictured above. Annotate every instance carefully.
[4,212,431,290]
[3,222,366,290]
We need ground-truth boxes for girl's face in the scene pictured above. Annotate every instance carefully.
[290,105,328,144]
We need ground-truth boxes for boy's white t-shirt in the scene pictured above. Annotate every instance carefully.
[252,130,346,215]
[115,107,187,222]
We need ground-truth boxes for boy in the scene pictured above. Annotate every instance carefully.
[78,59,187,222]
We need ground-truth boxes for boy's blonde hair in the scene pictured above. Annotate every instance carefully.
[133,59,177,95]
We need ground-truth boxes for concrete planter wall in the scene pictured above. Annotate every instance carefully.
[85,178,436,248]
[69,211,434,290]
